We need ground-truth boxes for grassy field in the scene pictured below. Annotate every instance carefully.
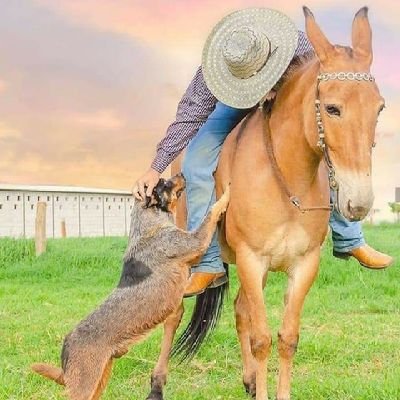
[0,224,399,400]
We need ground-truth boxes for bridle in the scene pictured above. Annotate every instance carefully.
[261,70,375,213]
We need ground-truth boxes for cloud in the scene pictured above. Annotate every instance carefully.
[33,1,400,74]
[0,1,183,189]
[376,96,400,134]
[68,109,126,131]
[0,0,397,211]
[34,0,400,38]
[0,80,7,93]
[0,121,20,139]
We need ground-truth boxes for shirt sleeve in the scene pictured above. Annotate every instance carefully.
[151,66,217,173]
[295,30,314,56]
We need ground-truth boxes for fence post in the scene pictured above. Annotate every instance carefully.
[61,218,67,238]
[35,202,47,256]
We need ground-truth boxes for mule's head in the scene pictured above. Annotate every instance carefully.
[304,7,384,221]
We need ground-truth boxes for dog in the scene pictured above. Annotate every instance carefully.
[32,173,230,400]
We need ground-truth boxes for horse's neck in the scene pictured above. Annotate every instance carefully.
[269,59,322,193]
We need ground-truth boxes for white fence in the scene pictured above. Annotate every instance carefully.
[0,184,133,238]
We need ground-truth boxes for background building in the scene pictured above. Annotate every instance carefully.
[0,184,133,238]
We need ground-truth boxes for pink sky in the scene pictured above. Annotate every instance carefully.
[0,1,399,221]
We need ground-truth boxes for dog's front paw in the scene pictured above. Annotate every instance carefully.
[216,185,230,214]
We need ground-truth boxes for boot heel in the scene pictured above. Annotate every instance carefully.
[333,250,351,260]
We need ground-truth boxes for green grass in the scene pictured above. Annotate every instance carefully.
[0,224,399,399]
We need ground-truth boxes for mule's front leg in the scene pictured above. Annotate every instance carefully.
[235,287,258,398]
[147,303,184,400]
[236,247,271,400]
[276,248,320,400]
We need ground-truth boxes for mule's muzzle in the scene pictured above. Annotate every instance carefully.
[346,200,369,221]
[335,171,374,222]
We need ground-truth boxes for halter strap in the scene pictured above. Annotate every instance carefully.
[257,70,375,213]
[318,72,375,82]
[315,70,375,192]
[260,105,332,213]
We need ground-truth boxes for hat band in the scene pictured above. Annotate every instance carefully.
[248,40,275,78]
[223,28,273,80]
[226,37,275,80]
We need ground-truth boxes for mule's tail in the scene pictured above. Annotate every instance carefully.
[31,363,65,385]
[172,263,229,361]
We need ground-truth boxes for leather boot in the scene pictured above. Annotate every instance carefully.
[333,244,393,270]
[184,272,227,298]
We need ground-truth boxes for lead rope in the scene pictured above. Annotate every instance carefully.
[260,101,332,213]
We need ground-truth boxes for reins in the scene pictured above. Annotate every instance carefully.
[259,70,375,213]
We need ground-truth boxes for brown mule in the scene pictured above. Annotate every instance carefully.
[148,6,384,400]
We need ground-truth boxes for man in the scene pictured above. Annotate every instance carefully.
[133,7,393,297]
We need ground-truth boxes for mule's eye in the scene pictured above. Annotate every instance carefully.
[378,104,385,114]
[325,104,341,117]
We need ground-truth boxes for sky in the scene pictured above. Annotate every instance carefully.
[0,0,399,221]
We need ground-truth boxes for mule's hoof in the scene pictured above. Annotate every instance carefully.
[243,380,256,398]
[146,391,163,400]
[276,394,290,400]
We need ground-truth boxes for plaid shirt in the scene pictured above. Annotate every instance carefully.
[151,31,313,173]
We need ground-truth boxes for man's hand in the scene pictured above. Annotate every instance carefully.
[132,168,161,200]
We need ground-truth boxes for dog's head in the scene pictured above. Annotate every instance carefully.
[144,173,186,213]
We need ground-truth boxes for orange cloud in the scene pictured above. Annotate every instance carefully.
[0,121,20,139]
[0,80,7,93]
[68,109,126,131]
[1,0,398,222]
[33,0,400,71]
[34,0,400,40]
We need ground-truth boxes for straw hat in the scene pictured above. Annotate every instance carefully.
[202,8,299,109]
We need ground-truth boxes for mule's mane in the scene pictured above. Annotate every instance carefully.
[273,44,353,92]
[273,50,316,92]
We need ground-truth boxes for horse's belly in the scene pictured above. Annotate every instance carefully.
[261,224,312,272]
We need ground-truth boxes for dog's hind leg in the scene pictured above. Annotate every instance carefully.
[65,353,112,400]
[146,303,184,400]
[91,359,113,400]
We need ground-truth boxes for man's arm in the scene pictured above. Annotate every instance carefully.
[295,30,314,56]
[151,66,217,173]
[133,66,217,199]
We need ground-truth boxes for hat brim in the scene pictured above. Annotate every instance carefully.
[202,8,299,109]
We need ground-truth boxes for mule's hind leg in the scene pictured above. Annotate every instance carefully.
[147,303,184,400]
[235,287,257,398]
[236,248,271,400]
[276,248,320,400]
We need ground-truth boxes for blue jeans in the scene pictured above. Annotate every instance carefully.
[182,102,365,274]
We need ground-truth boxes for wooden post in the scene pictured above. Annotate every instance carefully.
[61,218,67,238]
[35,202,47,256]
[61,218,67,237]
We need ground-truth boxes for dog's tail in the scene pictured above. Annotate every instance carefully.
[172,262,229,361]
[31,363,65,386]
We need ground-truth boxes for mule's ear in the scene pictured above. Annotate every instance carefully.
[352,7,373,68]
[303,6,334,65]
